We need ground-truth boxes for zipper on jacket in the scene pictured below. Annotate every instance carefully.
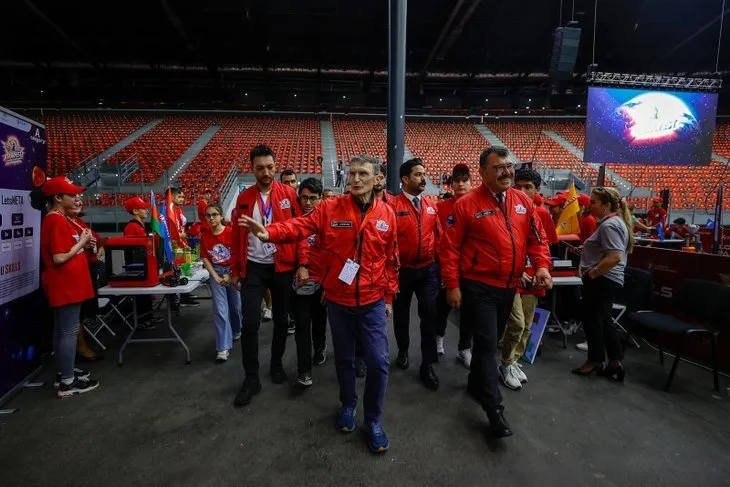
[498,195,517,286]
[415,209,422,265]
[355,211,365,307]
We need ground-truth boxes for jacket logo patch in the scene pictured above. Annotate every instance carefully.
[426,206,436,215]
[475,210,494,219]
[514,204,527,215]
[307,235,316,246]
[280,198,291,209]
[376,220,389,232]
[446,215,456,226]
[331,221,353,228]
[395,211,410,217]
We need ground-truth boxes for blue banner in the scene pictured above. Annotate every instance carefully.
[0,107,47,404]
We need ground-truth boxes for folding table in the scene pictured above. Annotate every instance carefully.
[97,268,209,365]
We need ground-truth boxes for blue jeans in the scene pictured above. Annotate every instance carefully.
[327,298,389,424]
[53,303,81,380]
[210,265,242,352]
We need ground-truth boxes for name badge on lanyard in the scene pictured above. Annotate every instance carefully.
[338,258,360,285]
[259,191,273,225]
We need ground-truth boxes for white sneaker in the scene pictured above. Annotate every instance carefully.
[215,350,229,363]
[457,349,472,369]
[576,341,588,352]
[436,336,445,356]
[500,364,523,391]
[515,363,528,383]
[262,308,273,320]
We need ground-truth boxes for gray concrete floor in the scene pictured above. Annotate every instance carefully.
[1,297,730,487]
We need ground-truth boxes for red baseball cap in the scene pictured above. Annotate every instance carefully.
[451,163,470,177]
[545,194,567,208]
[123,196,150,213]
[577,194,591,208]
[41,176,86,196]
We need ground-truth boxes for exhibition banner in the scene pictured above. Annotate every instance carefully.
[0,107,47,404]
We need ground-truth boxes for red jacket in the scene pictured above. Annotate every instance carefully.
[123,219,147,237]
[536,204,559,245]
[440,185,552,290]
[266,194,399,307]
[579,214,597,244]
[197,200,210,232]
[389,193,441,268]
[230,181,301,279]
[437,197,457,231]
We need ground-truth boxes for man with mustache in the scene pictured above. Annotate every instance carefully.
[440,146,552,438]
[373,162,394,203]
[390,158,441,390]
[230,144,301,407]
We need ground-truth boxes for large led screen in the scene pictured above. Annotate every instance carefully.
[584,87,718,165]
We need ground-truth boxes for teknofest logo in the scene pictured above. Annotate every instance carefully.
[2,135,25,166]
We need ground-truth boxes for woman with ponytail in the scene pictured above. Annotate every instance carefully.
[40,176,100,397]
[572,187,632,382]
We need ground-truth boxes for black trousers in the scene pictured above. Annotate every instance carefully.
[294,287,327,373]
[240,261,294,381]
[435,287,473,351]
[393,263,439,366]
[581,276,623,363]
[461,279,515,409]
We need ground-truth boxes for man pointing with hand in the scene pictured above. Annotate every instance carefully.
[240,154,399,455]
[440,146,552,438]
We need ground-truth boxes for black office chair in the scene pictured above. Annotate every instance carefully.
[613,267,653,348]
[627,278,726,393]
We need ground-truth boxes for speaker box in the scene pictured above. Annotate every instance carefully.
[550,27,582,81]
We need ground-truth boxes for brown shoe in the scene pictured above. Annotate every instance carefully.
[77,325,103,361]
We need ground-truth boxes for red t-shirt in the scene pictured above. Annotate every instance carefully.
[123,220,148,237]
[197,200,210,233]
[646,207,667,227]
[41,212,95,307]
[200,226,233,266]
[579,214,598,244]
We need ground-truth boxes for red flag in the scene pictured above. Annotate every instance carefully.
[165,189,182,246]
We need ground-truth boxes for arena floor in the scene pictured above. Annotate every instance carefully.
[1,297,729,487]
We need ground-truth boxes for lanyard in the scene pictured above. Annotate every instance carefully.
[258,190,273,225]
[346,198,376,260]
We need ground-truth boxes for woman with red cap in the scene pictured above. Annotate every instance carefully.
[40,176,99,397]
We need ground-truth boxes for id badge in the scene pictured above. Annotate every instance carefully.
[338,258,360,285]
[262,242,277,256]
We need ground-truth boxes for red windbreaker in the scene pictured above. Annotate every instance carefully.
[389,193,441,268]
[440,185,552,290]
[535,203,559,245]
[579,213,597,244]
[296,211,325,284]
[123,219,147,237]
[197,199,210,232]
[230,181,301,279]
[266,194,399,307]
[437,197,458,231]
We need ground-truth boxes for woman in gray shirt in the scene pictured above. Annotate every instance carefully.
[572,187,635,382]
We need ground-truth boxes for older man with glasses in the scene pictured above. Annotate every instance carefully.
[440,146,552,438]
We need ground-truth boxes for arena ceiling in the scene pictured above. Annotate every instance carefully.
[2,0,729,110]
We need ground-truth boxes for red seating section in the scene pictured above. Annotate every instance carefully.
[43,113,151,176]
[405,121,488,186]
[333,119,387,162]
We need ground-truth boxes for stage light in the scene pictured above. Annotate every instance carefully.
[577,104,581,108]
[294,94,297,98]
[439,98,443,102]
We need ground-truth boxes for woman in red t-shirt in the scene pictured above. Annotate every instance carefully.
[39,176,99,398]
[200,204,242,363]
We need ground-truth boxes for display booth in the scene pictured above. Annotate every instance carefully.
[0,107,48,413]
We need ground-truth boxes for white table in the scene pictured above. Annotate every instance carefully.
[550,275,583,348]
[98,268,209,365]
[636,238,685,249]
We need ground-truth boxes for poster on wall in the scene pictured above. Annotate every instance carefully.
[0,106,47,404]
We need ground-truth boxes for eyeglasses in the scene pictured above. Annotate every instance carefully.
[299,195,320,203]
[205,213,221,218]
[491,163,515,174]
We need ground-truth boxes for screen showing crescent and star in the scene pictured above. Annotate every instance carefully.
[585,87,718,165]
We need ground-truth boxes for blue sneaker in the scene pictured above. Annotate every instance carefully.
[336,407,356,433]
[366,422,389,453]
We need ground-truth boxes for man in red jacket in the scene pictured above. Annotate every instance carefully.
[441,146,552,438]
[436,163,473,367]
[240,154,398,454]
[230,144,301,407]
[197,187,212,232]
[374,162,394,203]
[390,158,441,390]
[578,193,597,244]
[499,168,557,390]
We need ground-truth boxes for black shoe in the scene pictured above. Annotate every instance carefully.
[571,362,604,377]
[179,298,199,307]
[313,348,327,366]
[355,358,367,378]
[396,350,409,370]
[138,320,156,331]
[287,321,296,335]
[271,366,288,384]
[56,377,99,398]
[419,364,440,391]
[234,381,261,407]
[485,406,513,438]
[54,368,91,389]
